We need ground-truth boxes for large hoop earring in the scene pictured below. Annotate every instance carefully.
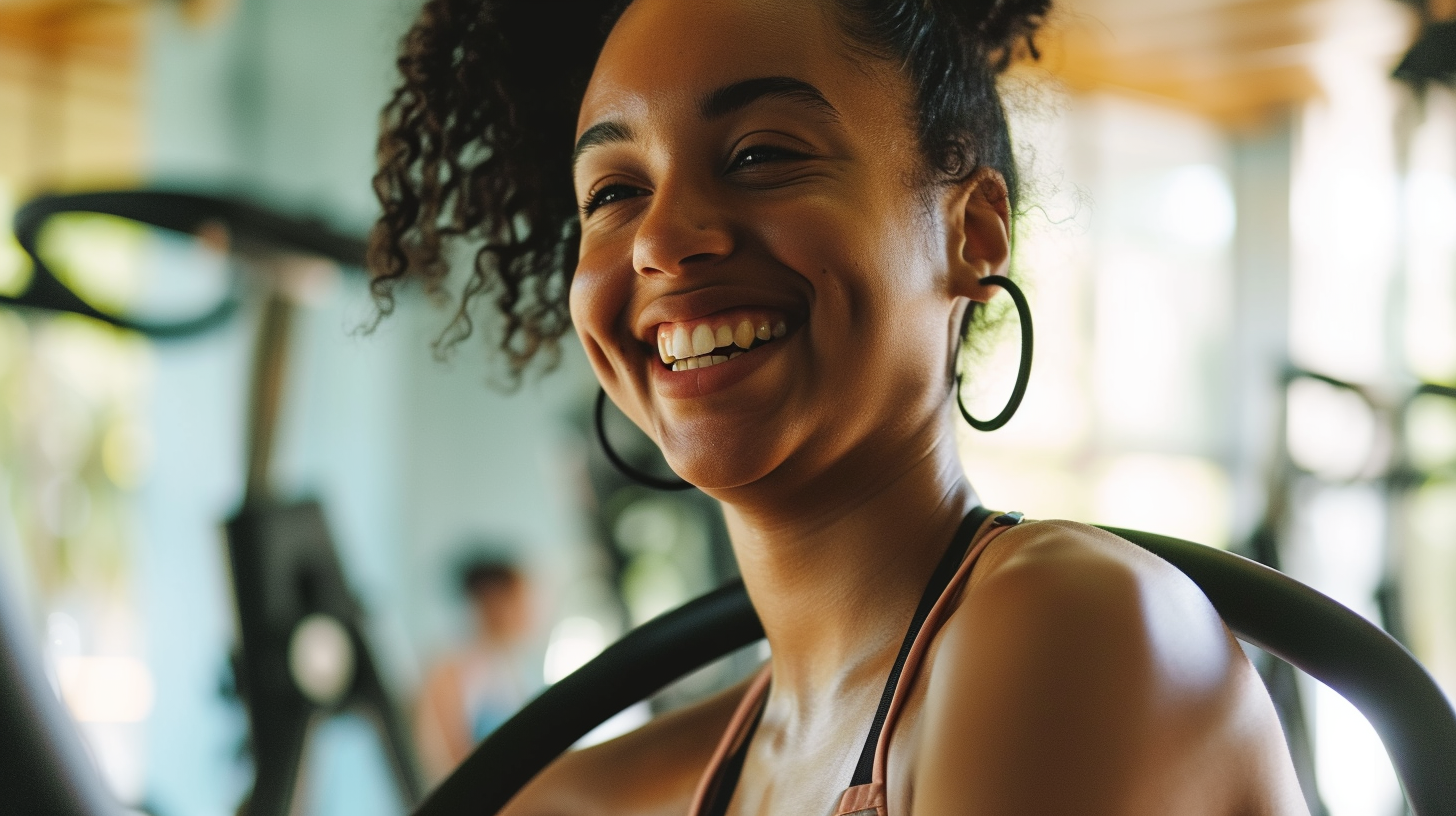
[955,274,1033,432]
[594,389,694,491]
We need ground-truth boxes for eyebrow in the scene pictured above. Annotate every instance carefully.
[572,76,840,169]
[573,120,634,169]
[700,76,840,122]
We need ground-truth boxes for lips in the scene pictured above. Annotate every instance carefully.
[655,311,788,371]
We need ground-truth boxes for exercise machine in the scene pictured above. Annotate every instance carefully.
[3,190,423,815]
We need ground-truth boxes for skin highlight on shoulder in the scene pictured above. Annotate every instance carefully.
[913,520,1308,815]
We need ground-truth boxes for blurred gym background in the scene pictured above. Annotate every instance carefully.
[0,0,1451,814]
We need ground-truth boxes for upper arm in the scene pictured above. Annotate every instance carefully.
[913,522,1242,816]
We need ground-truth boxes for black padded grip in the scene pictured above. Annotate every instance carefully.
[418,529,1456,816]
[1103,527,1456,816]
[414,580,764,816]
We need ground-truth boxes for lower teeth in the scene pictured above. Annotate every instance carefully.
[671,350,747,372]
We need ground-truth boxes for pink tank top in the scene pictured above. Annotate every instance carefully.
[688,508,1023,816]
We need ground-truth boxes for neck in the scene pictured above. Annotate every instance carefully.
[716,421,978,704]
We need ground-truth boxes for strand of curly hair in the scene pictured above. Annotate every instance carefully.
[368,0,616,381]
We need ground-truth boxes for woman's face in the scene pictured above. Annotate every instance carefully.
[570,0,997,493]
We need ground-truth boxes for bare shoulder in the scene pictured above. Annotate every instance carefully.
[963,520,1230,667]
[951,520,1237,731]
[500,673,755,816]
[913,520,1307,815]
[967,519,1198,599]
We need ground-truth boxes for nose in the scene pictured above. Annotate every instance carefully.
[631,181,734,276]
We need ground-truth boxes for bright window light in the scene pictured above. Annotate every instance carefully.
[1315,684,1402,816]
[1285,377,1379,481]
[56,656,154,723]
[1092,453,1231,547]
[543,616,607,685]
[1155,164,1235,249]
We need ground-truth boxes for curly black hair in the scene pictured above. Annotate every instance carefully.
[370,0,1050,379]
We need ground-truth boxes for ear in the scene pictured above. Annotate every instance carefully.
[944,168,1011,304]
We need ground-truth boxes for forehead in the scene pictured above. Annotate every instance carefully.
[578,0,880,133]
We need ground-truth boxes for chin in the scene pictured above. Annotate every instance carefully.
[661,424,787,493]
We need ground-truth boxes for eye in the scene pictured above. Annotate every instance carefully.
[727,144,809,172]
[582,183,648,216]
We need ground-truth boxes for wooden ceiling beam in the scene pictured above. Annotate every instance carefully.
[1036,0,1415,124]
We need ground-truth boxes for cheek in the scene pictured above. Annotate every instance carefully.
[792,209,953,397]
[569,244,635,378]
[762,198,944,334]
[756,198,873,295]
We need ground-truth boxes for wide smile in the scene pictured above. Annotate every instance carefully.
[642,305,798,400]
[654,310,788,371]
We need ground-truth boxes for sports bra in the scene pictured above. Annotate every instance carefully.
[688,506,1024,816]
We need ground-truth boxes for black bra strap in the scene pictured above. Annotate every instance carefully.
[700,506,996,815]
[848,505,993,787]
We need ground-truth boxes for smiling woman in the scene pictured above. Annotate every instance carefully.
[370,1,1311,815]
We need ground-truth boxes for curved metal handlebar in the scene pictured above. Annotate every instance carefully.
[5,190,367,338]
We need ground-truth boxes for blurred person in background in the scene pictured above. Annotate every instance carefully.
[414,554,535,782]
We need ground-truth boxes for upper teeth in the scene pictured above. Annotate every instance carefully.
[658,316,787,370]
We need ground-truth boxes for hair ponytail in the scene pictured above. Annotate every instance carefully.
[942,0,1052,70]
